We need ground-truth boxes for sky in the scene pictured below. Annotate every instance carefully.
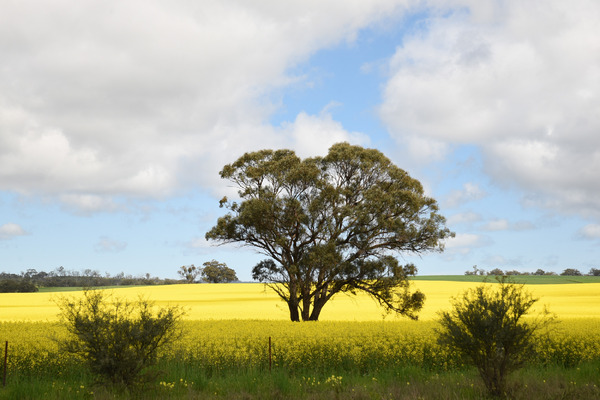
[1,0,599,280]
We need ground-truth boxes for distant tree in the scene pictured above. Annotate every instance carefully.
[561,268,582,276]
[464,265,485,276]
[177,265,201,283]
[206,143,453,321]
[588,268,600,276]
[437,278,555,397]
[533,269,546,275]
[0,279,38,293]
[201,260,238,283]
[488,268,504,276]
[505,270,522,276]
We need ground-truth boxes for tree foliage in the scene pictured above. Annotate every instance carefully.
[561,268,582,276]
[0,278,38,292]
[56,290,184,387]
[206,143,453,321]
[201,260,238,283]
[178,264,201,283]
[437,279,555,397]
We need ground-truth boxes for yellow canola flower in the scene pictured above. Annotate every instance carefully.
[1,281,600,322]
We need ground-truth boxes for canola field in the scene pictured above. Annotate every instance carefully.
[1,281,600,376]
[2,281,600,321]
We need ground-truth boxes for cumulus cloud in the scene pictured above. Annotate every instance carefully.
[0,223,28,240]
[0,0,405,211]
[444,182,487,208]
[446,211,482,226]
[94,237,127,253]
[380,0,600,218]
[578,224,600,240]
[444,232,490,255]
[481,219,510,231]
[283,111,371,158]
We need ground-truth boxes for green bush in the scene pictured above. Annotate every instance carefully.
[56,289,185,387]
[436,278,555,397]
[0,279,38,292]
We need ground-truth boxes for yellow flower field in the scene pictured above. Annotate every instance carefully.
[1,281,600,376]
[1,281,599,321]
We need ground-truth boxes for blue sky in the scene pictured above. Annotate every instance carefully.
[1,0,599,280]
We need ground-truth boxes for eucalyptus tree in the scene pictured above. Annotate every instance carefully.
[206,143,453,321]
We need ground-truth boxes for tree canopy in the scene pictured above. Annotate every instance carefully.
[206,143,454,321]
[201,260,238,283]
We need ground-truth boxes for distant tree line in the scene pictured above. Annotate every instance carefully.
[0,262,240,293]
[465,265,600,277]
[0,267,182,293]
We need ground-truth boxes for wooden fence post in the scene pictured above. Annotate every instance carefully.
[268,336,272,372]
[3,341,7,387]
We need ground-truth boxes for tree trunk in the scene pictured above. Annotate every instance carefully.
[288,300,300,322]
[301,292,311,321]
[308,304,323,321]
[307,285,330,321]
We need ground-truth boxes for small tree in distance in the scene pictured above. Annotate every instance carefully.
[178,264,201,283]
[561,268,582,276]
[201,260,238,283]
[487,268,504,276]
[437,278,555,397]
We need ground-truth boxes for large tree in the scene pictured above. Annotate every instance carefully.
[206,143,454,321]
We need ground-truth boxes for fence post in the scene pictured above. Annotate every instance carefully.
[3,341,7,387]
[268,336,272,372]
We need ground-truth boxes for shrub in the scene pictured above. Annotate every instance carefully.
[0,279,38,292]
[56,289,185,387]
[436,278,554,397]
[487,268,504,276]
[561,268,582,276]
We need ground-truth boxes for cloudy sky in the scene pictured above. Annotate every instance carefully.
[1,0,599,280]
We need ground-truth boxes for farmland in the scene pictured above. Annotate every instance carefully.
[1,279,600,399]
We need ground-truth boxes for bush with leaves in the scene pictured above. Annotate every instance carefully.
[436,279,554,397]
[0,278,38,292]
[56,289,185,387]
[561,268,582,276]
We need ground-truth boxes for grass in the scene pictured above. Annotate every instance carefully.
[1,363,599,399]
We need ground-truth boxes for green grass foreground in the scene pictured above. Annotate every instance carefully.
[1,363,599,400]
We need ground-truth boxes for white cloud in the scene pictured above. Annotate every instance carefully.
[187,237,212,250]
[0,0,406,211]
[444,182,487,208]
[380,0,600,218]
[481,219,510,231]
[447,211,482,226]
[94,237,127,253]
[59,194,122,215]
[0,223,27,240]
[444,232,489,255]
[578,224,600,240]
[283,111,371,158]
